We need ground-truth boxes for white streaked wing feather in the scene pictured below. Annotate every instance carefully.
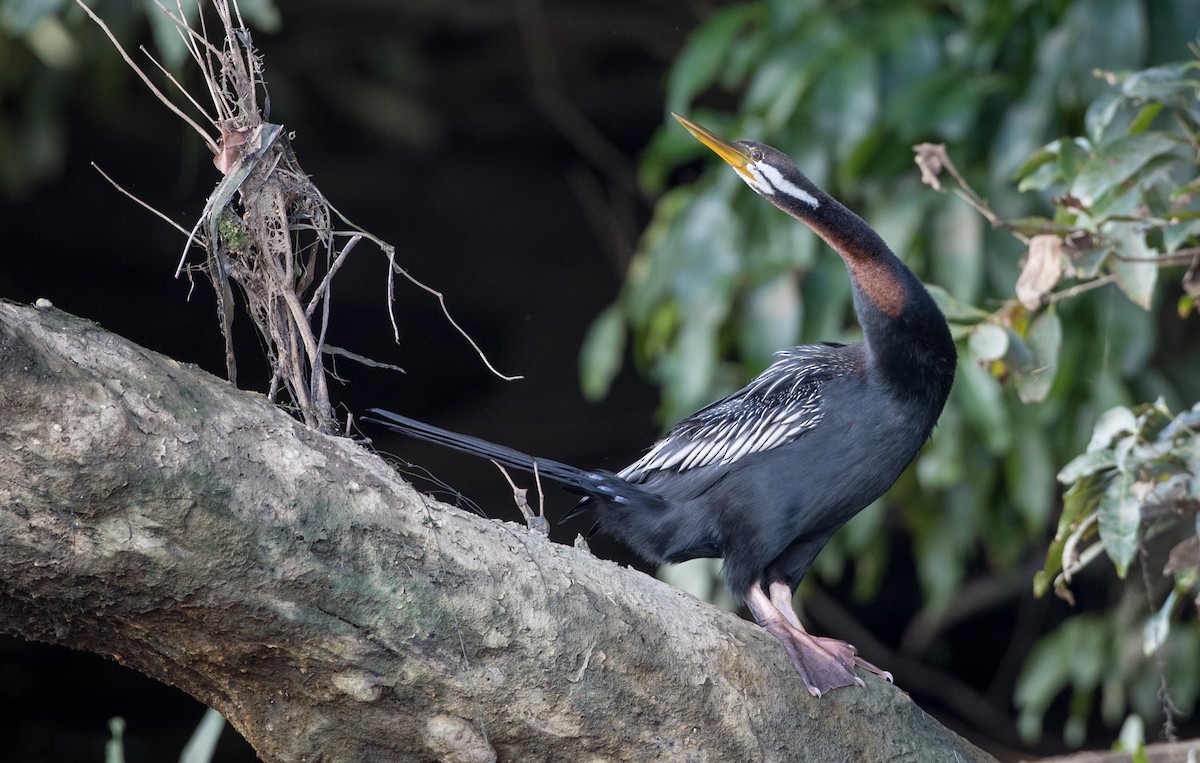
[618,345,855,482]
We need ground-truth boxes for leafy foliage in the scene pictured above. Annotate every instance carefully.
[1012,62,1200,315]
[1019,397,1200,743]
[994,58,1200,744]
[582,0,1200,745]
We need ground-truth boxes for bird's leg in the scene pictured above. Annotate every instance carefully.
[766,578,892,683]
[745,584,862,696]
[747,584,892,696]
[767,579,803,629]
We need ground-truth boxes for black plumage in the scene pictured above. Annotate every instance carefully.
[366,114,956,696]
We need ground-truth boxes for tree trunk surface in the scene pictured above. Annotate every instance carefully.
[0,300,994,762]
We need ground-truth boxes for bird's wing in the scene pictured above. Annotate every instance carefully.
[618,345,858,484]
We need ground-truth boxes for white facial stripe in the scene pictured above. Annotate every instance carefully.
[755,163,819,208]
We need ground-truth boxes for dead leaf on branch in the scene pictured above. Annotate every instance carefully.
[913,143,948,192]
[1016,235,1064,309]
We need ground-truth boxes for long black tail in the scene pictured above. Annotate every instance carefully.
[364,408,658,513]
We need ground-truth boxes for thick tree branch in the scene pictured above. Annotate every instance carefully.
[0,300,993,762]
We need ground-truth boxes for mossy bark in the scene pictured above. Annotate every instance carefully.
[0,300,994,763]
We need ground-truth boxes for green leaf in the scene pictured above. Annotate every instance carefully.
[1162,214,1200,254]
[932,197,984,304]
[1084,93,1122,146]
[2,0,67,35]
[1097,473,1139,578]
[1119,62,1200,103]
[1091,154,1178,219]
[1069,244,1109,279]
[925,284,989,323]
[968,323,1008,362]
[879,8,941,95]
[994,89,1055,181]
[744,48,813,125]
[816,46,880,162]
[1127,102,1164,135]
[738,271,801,366]
[913,503,966,612]
[1070,132,1179,210]
[1088,406,1137,452]
[638,126,703,195]
[1099,291,1158,374]
[579,305,627,402]
[1115,715,1148,763]
[1067,615,1109,690]
[801,254,854,343]
[665,4,759,114]
[1036,478,1103,598]
[916,404,964,489]
[1007,424,1055,533]
[1017,160,1065,193]
[1058,450,1117,484]
[721,21,771,89]
[1001,327,1033,372]
[624,188,690,321]
[1069,0,1146,83]
[1032,569,1052,599]
[1142,588,1177,657]
[1012,141,1060,181]
[758,200,818,269]
[1106,222,1159,310]
[144,0,201,68]
[1056,138,1088,185]
[639,301,679,363]
[867,191,927,264]
[660,297,728,417]
[1064,688,1093,748]
[1180,293,1197,318]
[956,360,1010,453]
[1014,138,1087,191]
[1015,624,1072,742]
[1014,311,1061,403]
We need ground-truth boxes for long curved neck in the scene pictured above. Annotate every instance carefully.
[769,187,956,399]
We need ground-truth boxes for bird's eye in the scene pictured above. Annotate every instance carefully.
[749,148,764,162]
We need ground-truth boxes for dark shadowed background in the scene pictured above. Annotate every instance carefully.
[3,1,1198,761]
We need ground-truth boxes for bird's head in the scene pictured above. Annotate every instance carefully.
[673,113,820,211]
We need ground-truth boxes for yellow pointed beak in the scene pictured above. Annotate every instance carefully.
[673,113,754,179]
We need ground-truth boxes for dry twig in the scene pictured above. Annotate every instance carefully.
[491,461,550,535]
[79,0,522,433]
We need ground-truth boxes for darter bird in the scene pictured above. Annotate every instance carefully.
[366,113,956,696]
